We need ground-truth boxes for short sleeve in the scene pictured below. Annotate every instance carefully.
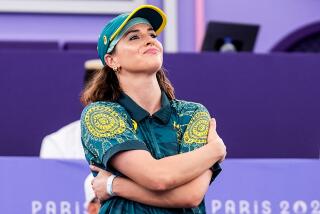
[178,103,211,151]
[81,102,148,174]
[178,102,222,184]
[183,104,210,145]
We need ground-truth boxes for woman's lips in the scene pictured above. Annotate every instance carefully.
[144,48,159,54]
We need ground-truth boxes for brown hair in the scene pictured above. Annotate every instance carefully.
[80,65,175,106]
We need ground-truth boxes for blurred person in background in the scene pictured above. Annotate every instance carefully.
[81,4,226,213]
[84,174,100,214]
[40,59,102,213]
[40,59,103,159]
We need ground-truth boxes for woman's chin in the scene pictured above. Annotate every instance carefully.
[142,62,162,72]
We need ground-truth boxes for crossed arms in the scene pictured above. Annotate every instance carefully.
[91,119,226,208]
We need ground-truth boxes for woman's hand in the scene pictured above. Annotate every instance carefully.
[207,118,227,162]
[90,165,113,201]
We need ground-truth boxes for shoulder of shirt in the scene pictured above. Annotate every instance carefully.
[81,101,126,118]
[170,99,207,113]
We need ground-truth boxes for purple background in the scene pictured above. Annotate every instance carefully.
[205,159,320,214]
[0,50,319,158]
[0,0,320,52]
[0,157,90,214]
[0,157,319,213]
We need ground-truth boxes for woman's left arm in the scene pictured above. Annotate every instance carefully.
[91,166,212,208]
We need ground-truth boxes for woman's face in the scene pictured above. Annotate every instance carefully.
[108,23,163,74]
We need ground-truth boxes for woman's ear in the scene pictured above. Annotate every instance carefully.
[104,54,114,68]
[105,53,120,69]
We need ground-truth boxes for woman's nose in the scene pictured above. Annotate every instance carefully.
[145,37,155,46]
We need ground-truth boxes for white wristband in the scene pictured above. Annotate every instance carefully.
[106,174,117,197]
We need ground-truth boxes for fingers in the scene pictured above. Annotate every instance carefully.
[219,152,227,163]
[217,138,227,163]
[208,118,217,135]
[90,165,102,173]
[210,118,216,129]
[90,165,113,179]
[207,118,218,142]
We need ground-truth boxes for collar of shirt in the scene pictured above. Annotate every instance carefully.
[117,91,172,124]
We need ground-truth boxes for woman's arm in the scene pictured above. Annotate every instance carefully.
[91,166,213,208]
[110,119,226,191]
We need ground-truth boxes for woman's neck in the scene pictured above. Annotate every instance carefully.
[119,73,162,115]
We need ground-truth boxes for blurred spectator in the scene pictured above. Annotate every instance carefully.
[84,174,100,214]
[40,120,83,159]
[40,59,103,159]
[39,59,103,213]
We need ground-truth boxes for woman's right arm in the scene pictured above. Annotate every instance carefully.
[91,166,213,208]
[110,118,226,191]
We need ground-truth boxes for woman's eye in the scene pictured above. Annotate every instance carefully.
[150,34,157,38]
[129,35,139,40]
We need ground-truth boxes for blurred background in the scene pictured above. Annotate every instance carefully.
[0,0,319,213]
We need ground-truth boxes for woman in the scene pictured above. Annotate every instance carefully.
[80,4,226,214]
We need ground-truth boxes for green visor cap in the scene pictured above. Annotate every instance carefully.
[97,4,167,65]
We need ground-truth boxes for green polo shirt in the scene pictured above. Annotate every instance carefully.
[81,92,221,214]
